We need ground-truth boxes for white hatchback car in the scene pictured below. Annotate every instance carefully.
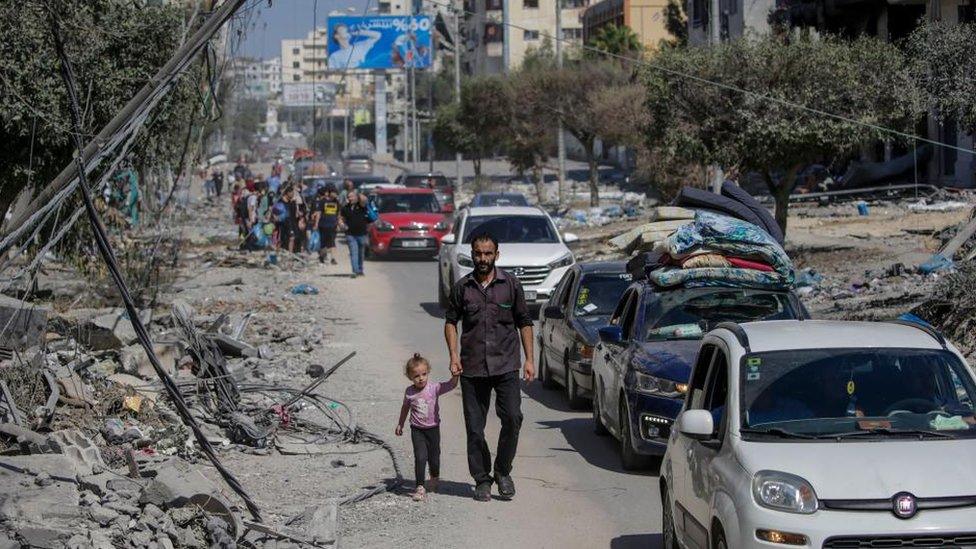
[662,319,976,549]
[437,206,578,307]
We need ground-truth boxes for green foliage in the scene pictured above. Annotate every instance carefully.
[906,21,976,134]
[0,0,202,219]
[643,34,921,232]
[432,76,511,175]
[586,24,643,58]
[662,0,688,49]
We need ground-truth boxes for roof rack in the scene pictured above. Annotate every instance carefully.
[714,322,750,353]
[888,319,948,350]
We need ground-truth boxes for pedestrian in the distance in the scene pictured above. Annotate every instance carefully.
[339,191,371,277]
[444,232,535,502]
[395,353,459,501]
[311,184,340,265]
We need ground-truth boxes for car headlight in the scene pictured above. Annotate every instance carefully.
[633,371,688,398]
[576,342,594,360]
[434,220,451,231]
[752,471,818,514]
[548,253,574,269]
[375,220,395,232]
[458,254,474,267]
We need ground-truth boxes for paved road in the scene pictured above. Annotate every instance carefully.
[339,257,663,548]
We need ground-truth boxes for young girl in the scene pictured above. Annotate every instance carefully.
[395,353,459,501]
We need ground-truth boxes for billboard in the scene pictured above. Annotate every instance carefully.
[326,16,433,70]
[281,82,338,108]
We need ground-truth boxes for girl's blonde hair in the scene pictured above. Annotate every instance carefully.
[404,352,429,376]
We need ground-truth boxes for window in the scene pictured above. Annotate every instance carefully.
[563,0,587,6]
[574,273,632,317]
[703,351,729,429]
[620,292,640,340]
[687,345,716,410]
[461,215,559,244]
[293,75,301,81]
[486,0,503,10]
[692,0,707,27]
[559,272,577,309]
[292,61,300,68]
[523,0,538,7]
[484,22,503,42]
[523,29,540,40]
[562,27,583,39]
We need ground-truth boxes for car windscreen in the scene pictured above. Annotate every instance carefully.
[462,215,559,244]
[375,193,441,213]
[403,175,450,189]
[574,273,632,316]
[475,194,529,207]
[644,290,795,341]
[739,348,976,439]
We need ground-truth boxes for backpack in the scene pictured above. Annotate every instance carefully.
[366,200,379,222]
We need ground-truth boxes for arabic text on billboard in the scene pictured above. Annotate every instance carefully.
[281,83,338,107]
[326,16,433,70]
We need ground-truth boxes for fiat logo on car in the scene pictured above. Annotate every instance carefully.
[892,492,918,519]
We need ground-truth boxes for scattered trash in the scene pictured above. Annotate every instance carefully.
[856,201,870,216]
[919,253,954,274]
[795,268,824,288]
[290,284,319,295]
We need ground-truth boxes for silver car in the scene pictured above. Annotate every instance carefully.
[662,319,976,549]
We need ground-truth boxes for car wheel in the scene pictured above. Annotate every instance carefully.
[592,382,609,436]
[565,352,587,410]
[619,400,652,471]
[662,485,678,549]
[540,349,558,389]
[438,269,449,309]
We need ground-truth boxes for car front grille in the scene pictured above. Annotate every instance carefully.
[823,533,976,548]
[399,225,429,232]
[503,265,551,286]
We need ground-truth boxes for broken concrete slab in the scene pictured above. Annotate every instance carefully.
[0,295,48,351]
[139,458,222,509]
[120,342,179,378]
[300,501,338,545]
[68,308,153,351]
[47,430,105,474]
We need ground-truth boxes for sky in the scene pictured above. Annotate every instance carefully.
[235,0,372,60]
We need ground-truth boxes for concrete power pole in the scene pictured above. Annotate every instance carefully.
[453,0,463,191]
[555,0,566,206]
[708,0,723,192]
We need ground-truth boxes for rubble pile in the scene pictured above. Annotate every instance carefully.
[0,278,400,547]
[913,263,976,357]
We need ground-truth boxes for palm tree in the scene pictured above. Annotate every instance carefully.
[587,24,643,59]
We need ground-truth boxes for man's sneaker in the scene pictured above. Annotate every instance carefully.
[474,482,492,502]
[318,256,326,264]
[494,474,515,499]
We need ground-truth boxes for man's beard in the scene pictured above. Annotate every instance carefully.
[475,260,494,274]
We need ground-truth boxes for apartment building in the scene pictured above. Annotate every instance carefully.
[581,0,671,50]
[462,0,589,74]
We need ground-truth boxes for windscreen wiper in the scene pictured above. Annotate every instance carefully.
[739,427,816,439]
[819,428,956,440]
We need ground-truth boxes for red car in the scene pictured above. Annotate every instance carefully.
[367,188,452,258]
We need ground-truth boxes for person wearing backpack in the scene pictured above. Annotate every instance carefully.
[339,190,373,277]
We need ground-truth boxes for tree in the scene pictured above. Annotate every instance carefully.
[0,0,204,222]
[662,0,688,49]
[906,21,976,135]
[432,76,511,178]
[506,75,555,204]
[586,24,643,58]
[643,34,921,233]
[529,60,632,206]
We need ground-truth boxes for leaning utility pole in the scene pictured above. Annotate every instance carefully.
[453,0,463,191]
[555,0,566,206]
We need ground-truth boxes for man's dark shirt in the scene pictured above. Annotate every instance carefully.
[314,196,340,228]
[445,268,533,377]
[341,203,371,236]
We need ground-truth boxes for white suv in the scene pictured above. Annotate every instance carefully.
[662,319,976,549]
[437,206,578,307]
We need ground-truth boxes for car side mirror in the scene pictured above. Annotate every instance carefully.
[441,234,457,245]
[678,410,715,441]
[598,326,623,344]
[562,232,580,243]
[544,306,565,320]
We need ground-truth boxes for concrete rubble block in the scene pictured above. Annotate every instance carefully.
[47,430,105,473]
[107,373,160,402]
[0,456,85,527]
[301,500,339,545]
[120,342,180,378]
[648,206,696,222]
[12,524,78,549]
[70,308,153,351]
[0,295,49,351]
[139,459,240,537]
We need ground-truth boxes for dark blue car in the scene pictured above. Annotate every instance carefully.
[537,261,632,409]
[591,282,808,470]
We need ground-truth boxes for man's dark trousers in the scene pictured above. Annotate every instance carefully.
[461,371,523,485]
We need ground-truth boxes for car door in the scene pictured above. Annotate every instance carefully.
[672,344,727,549]
[595,289,634,430]
[606,291,640,435]
[551,270,578,382]
[542,271,571,364]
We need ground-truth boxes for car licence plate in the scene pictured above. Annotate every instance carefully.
[524,290,537,301]
[401,240,427,248]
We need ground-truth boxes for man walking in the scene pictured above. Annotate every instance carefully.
[311,184,340,265]
[444,233,535,502]
[339,191,371,277]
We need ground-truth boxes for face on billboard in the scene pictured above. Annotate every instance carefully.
[326,16,433,70]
